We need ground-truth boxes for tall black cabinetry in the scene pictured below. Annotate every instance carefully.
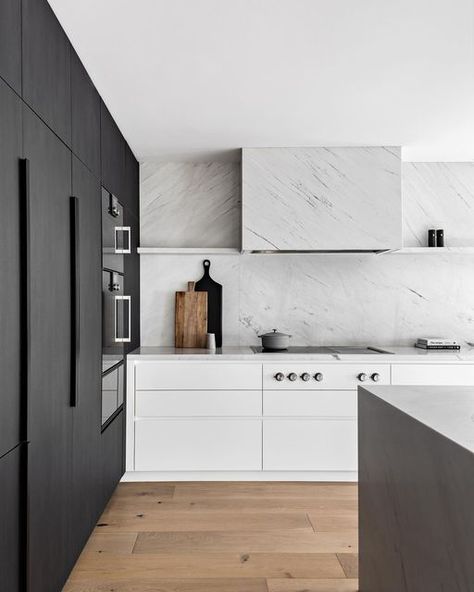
[0,1,141,590]
[22,0,72,144]
[0,0,21,93]
[0,76,24,592]
[24,105,75,592]
[0,79,23,458]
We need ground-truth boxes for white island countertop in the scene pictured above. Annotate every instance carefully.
[127,345,474,362]
[361,385,474,455]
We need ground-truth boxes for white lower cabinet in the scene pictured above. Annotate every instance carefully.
[135,419,262,471]
[392,364,474,386]
[263,419,357,471]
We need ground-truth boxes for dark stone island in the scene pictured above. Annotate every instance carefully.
[359,385,474,592]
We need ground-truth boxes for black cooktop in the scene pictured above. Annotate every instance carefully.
[250,346,393,354]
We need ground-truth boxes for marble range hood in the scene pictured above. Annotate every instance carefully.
[241,147,403,254]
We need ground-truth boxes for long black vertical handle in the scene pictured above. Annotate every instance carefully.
[19,159,30,440]
[70,196,80,407]
[19,159,30,592]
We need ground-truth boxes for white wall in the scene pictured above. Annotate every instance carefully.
[140,161,474,347]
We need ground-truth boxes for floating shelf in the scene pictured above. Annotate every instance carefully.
[379,247,474,255]
[137,247,241,255]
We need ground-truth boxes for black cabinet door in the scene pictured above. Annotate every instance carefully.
[124,207,140,353]
[0,80,22,457]
[100,410,125,507]
[71,50,101,177]
[24,106,74,592]
[22,0,71,145]
[70,156,103,559]
[0,0,21,93]
[0,445,23,592]
[124,144,139,216]
[100,100,125,199]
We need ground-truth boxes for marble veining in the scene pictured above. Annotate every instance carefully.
[140,161,241,248]
[140,160,474,348]
[141,252,474,347]
[402,162,474,246]
[242,147,402,251]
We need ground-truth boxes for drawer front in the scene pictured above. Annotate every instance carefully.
[264,390,357,417]
[136,362,262,390]
[263,419,357,471]
[136,390,262,417]
[135,419,262,471]
[392,364,474,386]
[263,364,390,390]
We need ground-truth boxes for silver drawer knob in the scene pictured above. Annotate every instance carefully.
[301,373,311,382]
[358,373,367,382]
[371,373,380,382]
[288,372,298,382]
[274,372,285,382]
[314,372,324,382]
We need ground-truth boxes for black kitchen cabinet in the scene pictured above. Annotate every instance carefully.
[0,445,24,592]
[124,207,141,353]
[124,144,140,215]
[1,0,139,588]
[101,410,125,507]
[0,0,21,93]
[71,50,101,177]
[101,100,125,198]
[70,156,103,558]
[24,106,74,592]
[22,0,71,145]
[0,80,23,458]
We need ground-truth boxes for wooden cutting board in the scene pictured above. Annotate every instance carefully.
[195,259,223,347]
[175,281,208,348]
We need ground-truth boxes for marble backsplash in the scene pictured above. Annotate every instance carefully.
[141,253,474,347]
[140,161,474,347]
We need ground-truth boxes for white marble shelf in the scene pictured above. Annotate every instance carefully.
[137,247,241,255]
[380,247,474,255]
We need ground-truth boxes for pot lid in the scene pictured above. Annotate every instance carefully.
[259,329,292,338]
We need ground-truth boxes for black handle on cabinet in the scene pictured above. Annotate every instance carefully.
[19,159,30,441]
[70,196,80,407]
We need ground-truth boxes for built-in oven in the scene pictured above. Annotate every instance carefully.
[101,188,132,427]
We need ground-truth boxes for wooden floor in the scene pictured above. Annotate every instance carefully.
[63,482,358,592]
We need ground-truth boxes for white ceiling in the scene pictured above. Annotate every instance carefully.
[49,0,474,162]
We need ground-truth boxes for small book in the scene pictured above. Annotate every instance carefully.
[416,337,459,347]
[415,343,461,350]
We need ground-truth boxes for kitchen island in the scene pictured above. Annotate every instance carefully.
[358,384,474,591]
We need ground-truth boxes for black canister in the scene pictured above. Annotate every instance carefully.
[428,229,436,247]
[436,229,445,247]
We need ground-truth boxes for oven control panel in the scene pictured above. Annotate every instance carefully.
[263,364,390,389]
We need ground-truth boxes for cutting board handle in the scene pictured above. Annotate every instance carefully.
[187,281,195,291]
[202,259,211,277]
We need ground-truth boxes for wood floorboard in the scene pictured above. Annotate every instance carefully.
[267,579,359,592]
[104,496,358,514]
[336,553,359,578]
[63,482,359,592]
[133,529,358,553]
[96,511,314,532]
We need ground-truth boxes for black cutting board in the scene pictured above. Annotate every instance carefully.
[195,259,222,347]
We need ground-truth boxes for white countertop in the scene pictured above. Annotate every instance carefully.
[127,345,474,362]
[362,384,474,454]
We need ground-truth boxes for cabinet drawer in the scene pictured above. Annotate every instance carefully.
[135,419,262,471]
[263,419,357,471]
[136,390,262,417]
[263,364,390,390]
[136,362,261,391]
[392,364,474,386]
[264,390,356,417]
